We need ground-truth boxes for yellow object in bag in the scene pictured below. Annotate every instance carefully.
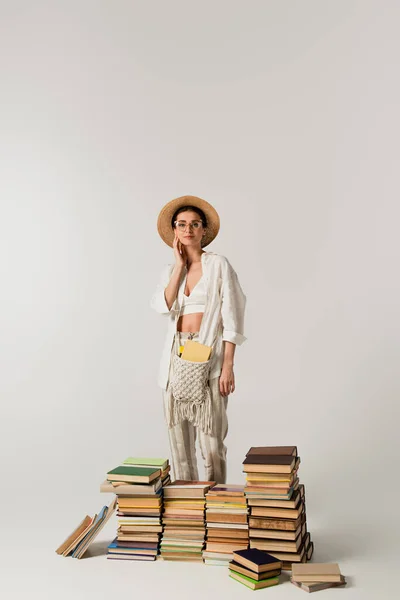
[181,340,212,362]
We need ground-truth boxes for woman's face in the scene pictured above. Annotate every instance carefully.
[174,210,206,247]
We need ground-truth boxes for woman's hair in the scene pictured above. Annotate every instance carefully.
[171,205,208,230]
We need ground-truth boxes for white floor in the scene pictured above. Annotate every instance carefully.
[3,513,397,600]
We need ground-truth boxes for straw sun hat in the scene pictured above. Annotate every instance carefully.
[157,195,220,248]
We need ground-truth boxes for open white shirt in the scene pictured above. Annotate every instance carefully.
[151,251,247,390]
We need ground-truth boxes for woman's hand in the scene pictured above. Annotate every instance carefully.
[173,229,188,269]
[219,363,235,397]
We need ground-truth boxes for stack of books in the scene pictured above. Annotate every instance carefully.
[100,457,169,561]
[160,480,215,561]
[202,484,249,566]
[229,548,282,590]
[122,456,171,487]
[243,446,314,569]
[55,497,117,559]
[291,563,346,593]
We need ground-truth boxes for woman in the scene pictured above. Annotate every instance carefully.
[151,195,247,483]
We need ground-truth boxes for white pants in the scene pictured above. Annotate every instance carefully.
[162,330,228,483]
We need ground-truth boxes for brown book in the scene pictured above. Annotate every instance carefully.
[292,563,343,583]
[250,521,306,542]
[248,490,301,509]
[206,495,246,504]
[205,484,245,497]
[163,481,214,498]
[208,528,249,539]
[243,455,296,474]
[246,446,297,457]
[161,553,203,561]
[249,512,304,531]
[229,561,281,581]
[162,518,205,526]
[117,498,161,508]
[206,541,248,553]
[248,534,303,553]
[291,579,346,593]
[206,512,248,524]
[259,532,310,563]
[117,534,159,542]
[119,525,163,533]
[245,481,297,494]
[207,536,248,544]
[251,502,304,520]
[55,515,94,555]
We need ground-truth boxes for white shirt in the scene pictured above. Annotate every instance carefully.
[151,251,247,390]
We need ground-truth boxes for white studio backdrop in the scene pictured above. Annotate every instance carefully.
[0,1,399,598]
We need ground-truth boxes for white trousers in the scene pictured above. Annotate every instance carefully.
[162,330,228,484]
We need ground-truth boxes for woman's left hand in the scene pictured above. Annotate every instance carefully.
[219,364,235,397]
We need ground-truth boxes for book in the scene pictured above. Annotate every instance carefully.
[206,484,245,497]
[261,532,310,563]
[100,479,162,494]
[229,571,280,590]
[122,457,169,470]
[249,512,305,531]
[291,578,346,593]
[292,563,343,583]
[243,455,296,474]
[250,522,306,542]
[246,446,297,457]
[250,503,304,519]
[106,465,161,484]
[55,515,94,555]
[229,560,281,581]
[181,340,212,361]
[247,490,301,509]
[232,548,282,573]
[56,497,117,559]
[248,535,303,553]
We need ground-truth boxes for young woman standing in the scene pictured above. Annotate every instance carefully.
[151,195,247,483]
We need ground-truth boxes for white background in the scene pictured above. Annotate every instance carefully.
[1,1,399,598]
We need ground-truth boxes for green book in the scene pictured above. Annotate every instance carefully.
[107,465,161,484]
[229,570,279,591]
[123,457,169,470]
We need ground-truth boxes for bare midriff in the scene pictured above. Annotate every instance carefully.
[177,313,203,332]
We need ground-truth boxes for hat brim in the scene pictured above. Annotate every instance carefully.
[157,195,220,248]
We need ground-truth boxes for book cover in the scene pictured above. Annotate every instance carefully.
[107,465,161,483]
[243,455,295,467]
[229,571,279,590]
[246,446,297,457]
[292,562,342,583]
[233,548,282,572]
[123,457,169,469]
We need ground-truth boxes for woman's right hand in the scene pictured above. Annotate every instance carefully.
[173,230,187,268]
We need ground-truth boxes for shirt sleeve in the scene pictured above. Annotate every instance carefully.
[150,263,177,314]
[220,257,247,345]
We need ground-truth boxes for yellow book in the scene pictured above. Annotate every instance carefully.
[181,340,212,362]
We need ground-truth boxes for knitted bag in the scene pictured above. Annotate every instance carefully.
[170,350,213,434]
[167,276,217,435]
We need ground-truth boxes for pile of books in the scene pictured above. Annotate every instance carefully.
[229,548,282,590]
[203,484,249,566]
[160,480,215,561]
[100,457,170,561]
[55,497,117,558]
[291,563,346,593]
[243,445,314,569]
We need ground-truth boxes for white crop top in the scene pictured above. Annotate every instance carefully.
[181,275,207,315]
